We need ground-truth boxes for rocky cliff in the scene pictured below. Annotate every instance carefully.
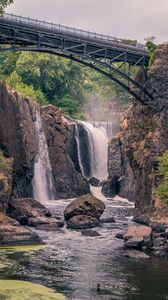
[41,105,89,199]
[0,82,89,202]
[103,44,168,223]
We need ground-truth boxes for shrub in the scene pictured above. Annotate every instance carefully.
[156,150,168,202]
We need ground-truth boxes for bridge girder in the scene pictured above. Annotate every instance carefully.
[0,13,153,103]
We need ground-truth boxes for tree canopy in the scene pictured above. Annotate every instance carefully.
[0,0,13,14]
[0,50,134,119]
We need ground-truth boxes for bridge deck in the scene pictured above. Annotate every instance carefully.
[0,13,149,66]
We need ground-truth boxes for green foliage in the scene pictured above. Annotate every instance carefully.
[53,94,79,118]
[156,150,168,202]
[6,71,48,105]
[145,37,157,67]
[0,0,13,14]
[0,50,135,119]
[0,151,6,169]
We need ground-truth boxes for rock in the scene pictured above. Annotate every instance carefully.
[123,250,150,260]
[153,237,166,247]
[81,229,100,237]
[64,194,105,221]
[104,44,168,221]
[165,228,168,238]
[153,250,167,257]
[100,217,115,223]
[123,225,152,240]
[42,106,90,199]
[149,222,167,233]
[28,217,51,227]
[115,232,124,239]
[0,213,43,246]
[9,198,52,221]
[67,215,100,229]
[0,155,13,212]
[36,223,61,231]
[89,177,100,187]
[125,237,144,249]
[0,224,43,246]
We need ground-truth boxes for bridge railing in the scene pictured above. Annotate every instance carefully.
[1,13,148,52]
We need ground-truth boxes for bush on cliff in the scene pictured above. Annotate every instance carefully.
[0,151,6,169]
[156,150,168,202]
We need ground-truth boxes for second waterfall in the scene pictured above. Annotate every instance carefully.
[75,121,109,180]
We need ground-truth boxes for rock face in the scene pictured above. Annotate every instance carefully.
[64,194,105,221]
[0,83,89,200]
[0,83,38,197]
[41,105,90,199]
[0,155,13,212]
[103,44,168,221]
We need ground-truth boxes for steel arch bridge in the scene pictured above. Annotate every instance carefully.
[0,13,152,103]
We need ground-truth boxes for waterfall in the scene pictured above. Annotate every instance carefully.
[75,121,110,180]
[33,108,55,203]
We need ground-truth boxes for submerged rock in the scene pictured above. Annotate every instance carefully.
[64,194,105,221]
[81,229,100,236]
[125,237,144,249]
[123,250,150,260]
[100,217,115,223]
[67,215,100,229]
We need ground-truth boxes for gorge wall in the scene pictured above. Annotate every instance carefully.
[103,44,168,223]
[0,82,89,208]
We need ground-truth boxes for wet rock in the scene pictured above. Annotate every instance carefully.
[89,177,100,187]
[36,223,62,231]
[153,237,166,247]
[165,228,168,238]
[0,214,43,246]
[64,194,105,221]
[81,229,100,237]
[153,250,167,257]
[100,217,115,223]
[123,250,150,260]
[125,237,144,249]
[115,232,124,239]
[9,198,52,221]
[149,222,167,233]
[123,225,152,240]
[67,215,100,229]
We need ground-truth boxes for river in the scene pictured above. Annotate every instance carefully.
[0,194,168,300]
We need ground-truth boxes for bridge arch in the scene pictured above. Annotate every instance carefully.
[0,13,153,103]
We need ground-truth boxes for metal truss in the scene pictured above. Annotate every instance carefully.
[0,13,153,103]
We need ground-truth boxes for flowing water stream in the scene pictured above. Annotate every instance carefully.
[0,119,168,299]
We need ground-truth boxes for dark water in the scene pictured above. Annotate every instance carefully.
[0,194,168,300]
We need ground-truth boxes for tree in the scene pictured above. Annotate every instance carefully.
[0,0,13,14]
[145,36,157,67]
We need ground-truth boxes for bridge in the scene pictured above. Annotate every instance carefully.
[0,13,152,103]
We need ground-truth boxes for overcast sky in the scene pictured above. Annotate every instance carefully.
[6,0,168,43]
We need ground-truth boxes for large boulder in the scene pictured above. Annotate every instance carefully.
[64,194,105,221]
[67,215,100,229]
